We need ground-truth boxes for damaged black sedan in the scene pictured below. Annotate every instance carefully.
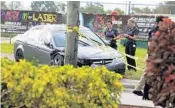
[14,24,126,74]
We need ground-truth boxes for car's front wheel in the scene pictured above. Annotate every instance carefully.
[15,49,24,62]
[52,54,64,66]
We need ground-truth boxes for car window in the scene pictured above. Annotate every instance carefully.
[53,30,106,47]
[24,29,41,42]
[53,32,66,47]
[38,31,52,45]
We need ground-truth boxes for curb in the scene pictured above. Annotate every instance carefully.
[120,79,139,89]
[119,104,154,108]
[122,83,136,89]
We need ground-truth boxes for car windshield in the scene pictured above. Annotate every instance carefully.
[53,30,106,47]
[80,30,105,46]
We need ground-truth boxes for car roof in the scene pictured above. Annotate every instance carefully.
[31,24,90,32]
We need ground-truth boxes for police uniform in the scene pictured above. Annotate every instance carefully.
[133,26,158,96]
[125,27,139,71]
[104,28,118,50]
[147,26,159,55]
[148,26,159,42]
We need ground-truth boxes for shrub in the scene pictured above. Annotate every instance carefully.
[1,58,123,108]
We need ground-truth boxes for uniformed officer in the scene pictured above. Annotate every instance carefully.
[104,20,120,50]
[132,16,166,97]
[122,17,139,71]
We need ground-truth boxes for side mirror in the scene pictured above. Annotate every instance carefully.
[44,39,51,47]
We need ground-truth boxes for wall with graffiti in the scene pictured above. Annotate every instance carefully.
[82,13,157,39]
[1,10,158,39]
[82,13,123,36]
[1,10,62,34]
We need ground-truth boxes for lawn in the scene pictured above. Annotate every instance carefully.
[117,43,147,80]
[0,43,147,80]
[1,43,14,54]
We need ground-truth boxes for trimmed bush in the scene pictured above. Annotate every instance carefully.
[1,58,123,108]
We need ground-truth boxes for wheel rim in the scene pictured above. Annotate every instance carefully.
[54,55,62,65]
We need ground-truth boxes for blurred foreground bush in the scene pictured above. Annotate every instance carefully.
[1,58,123,108]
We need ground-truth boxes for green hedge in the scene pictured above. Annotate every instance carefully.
[1,58,123,108]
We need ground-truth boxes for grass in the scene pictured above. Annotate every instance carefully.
[1,43,14,54]
[0,42,147,80]
[117,43,147,80]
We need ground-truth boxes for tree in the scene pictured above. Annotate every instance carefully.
[153,3,170,14]
[1,1,8,10]
[131,7,143,14]
[114,8,124,15]
[56,2,66,12]
[153,1,175,14]
[105,10,112,15]
[8,1,23,10]
[167,1,175,14]
[142,7,152,13]
[31,1,66,12]
[80,2,105,14]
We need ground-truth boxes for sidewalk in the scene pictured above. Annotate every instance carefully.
[120,79,155,108]
[121,79,139,90]
[120,92,154,108]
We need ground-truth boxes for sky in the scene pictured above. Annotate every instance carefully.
[5,0,165,13]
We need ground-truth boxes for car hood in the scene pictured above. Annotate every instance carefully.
[78,46,123,59]
[11,34,23,43]
[56,46,123,60]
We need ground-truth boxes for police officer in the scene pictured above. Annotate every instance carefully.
[104,20,120,50]
[132,16,166,97]
[122,17,139,71]
[147,16,166,52]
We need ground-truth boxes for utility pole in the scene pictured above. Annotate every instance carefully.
[12,1,14,10]
[132,4,134,15]
[64,1,80,66]
[125,1,127,15]
[128,1,131,15]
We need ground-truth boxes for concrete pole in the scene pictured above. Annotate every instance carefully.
[64,1,80,67]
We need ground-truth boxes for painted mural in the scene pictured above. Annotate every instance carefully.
[82,13,123,36]
[1,10,62,33]
[1,10,62,23]
[82,13,157,39]
[1,10,157,39]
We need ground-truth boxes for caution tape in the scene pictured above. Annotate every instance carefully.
[117,43,147,61]
[67,26,79,33]
[66,25,146,71]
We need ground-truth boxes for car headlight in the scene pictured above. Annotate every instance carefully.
[112,57,125,63]
[78,59,92,65]
[78,59,85,64]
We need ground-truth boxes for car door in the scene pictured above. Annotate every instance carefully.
[23,29,39,62]
[35,31,52,65]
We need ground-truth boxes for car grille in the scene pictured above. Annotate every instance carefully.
[91,59,113,65]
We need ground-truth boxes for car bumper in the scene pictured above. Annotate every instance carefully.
[91,62,126,75]
[106,63,126,75]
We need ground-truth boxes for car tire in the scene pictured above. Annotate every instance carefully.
[53,54,64,66]
[15,49,24,62]
[118,69,126,75]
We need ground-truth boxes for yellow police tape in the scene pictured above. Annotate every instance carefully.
[117,43,147,61]
[67,26,79,33]
[66,26,146,71]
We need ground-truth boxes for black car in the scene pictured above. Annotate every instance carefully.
[14,24,126,74]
